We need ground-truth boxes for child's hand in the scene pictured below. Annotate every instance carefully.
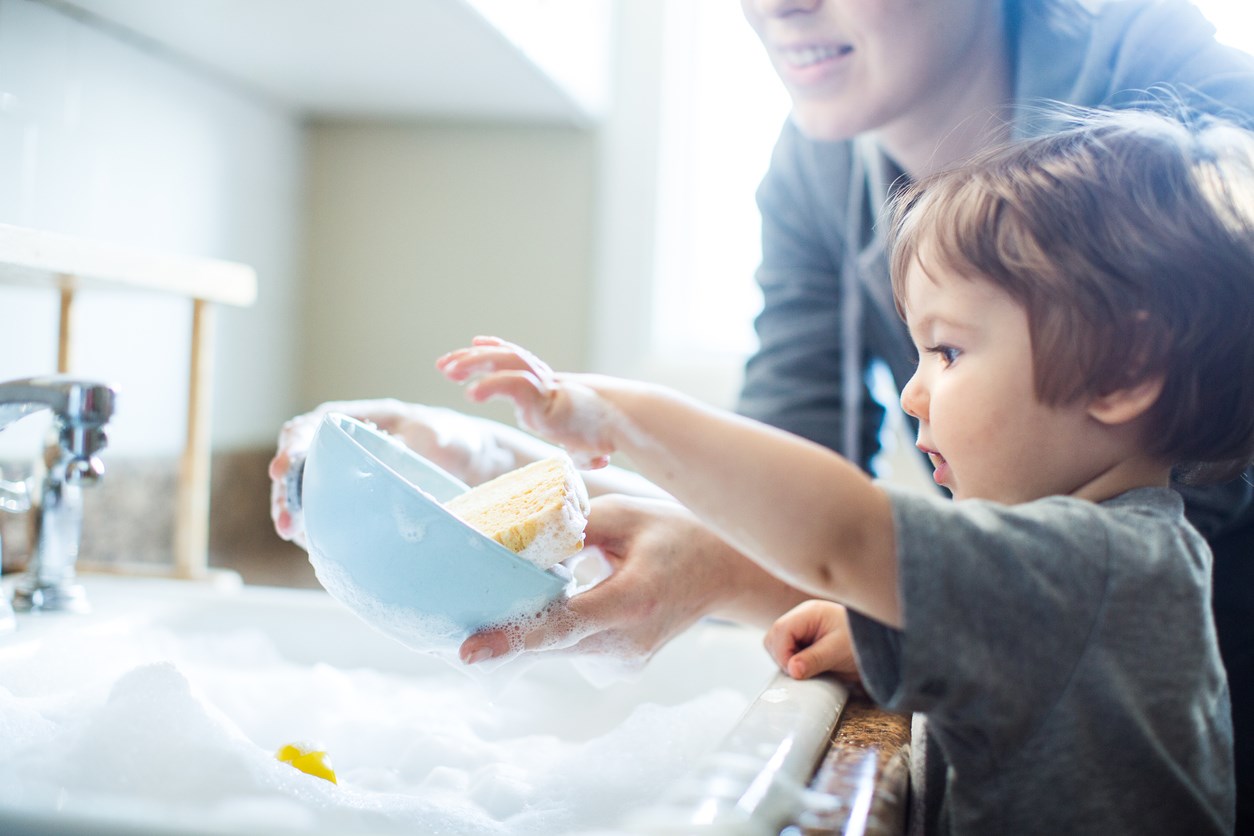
[764,600,860,682]
[436,336,616,470]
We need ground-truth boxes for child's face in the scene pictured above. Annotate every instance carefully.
[898,256,1104,503]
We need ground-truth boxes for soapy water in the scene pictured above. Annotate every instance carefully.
[307,542,471,654]
[307,533,653,688]
[0,606,767,835]
[305,539,582,677]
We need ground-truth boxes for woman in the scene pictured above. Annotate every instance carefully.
[272,1,1254,828]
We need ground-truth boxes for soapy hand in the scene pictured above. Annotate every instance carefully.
[458,495,733,668]
[458,494,813,672]
[268,398,530,546]
[437,337,619,471]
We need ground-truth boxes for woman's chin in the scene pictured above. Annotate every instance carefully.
[788,103,873,143]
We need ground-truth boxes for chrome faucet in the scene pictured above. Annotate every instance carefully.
[0,376,116,616]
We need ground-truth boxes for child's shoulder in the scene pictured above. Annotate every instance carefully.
[882,483,1203,577]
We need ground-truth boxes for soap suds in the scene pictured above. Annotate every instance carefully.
[307,543,576,683]
[0,615,760,835]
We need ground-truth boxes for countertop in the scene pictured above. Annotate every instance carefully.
[789,695,913,836]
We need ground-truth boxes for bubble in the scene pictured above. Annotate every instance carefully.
[396,518,428,544]
[308,546,465,652]
[0,597,772,835]
[468,762,534,819]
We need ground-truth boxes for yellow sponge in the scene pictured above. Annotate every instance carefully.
[444,457,590,569]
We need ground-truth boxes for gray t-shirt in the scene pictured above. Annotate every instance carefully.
[849,486,1234,835]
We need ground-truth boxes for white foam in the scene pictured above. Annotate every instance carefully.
[305,543,574,689]
[308,544,465,652]
[515,499,587,569]
[0,618,755,834]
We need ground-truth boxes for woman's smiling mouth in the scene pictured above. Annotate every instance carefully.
[780,43,854,69]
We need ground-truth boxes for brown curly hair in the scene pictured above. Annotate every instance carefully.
[890,108,1254,484]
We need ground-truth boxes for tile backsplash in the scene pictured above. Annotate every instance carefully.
[0,447,296,576]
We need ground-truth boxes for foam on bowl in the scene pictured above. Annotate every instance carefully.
[302,414,571,653]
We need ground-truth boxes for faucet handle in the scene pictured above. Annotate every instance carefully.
[61,380,116,429]
[0,376,117,433]
[0,376,116,616]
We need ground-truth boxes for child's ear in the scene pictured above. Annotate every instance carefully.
[1086,376,1164,426]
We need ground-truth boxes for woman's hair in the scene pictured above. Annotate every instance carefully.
[889,108,1254,484]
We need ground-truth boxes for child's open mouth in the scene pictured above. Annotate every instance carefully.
[920,447,950,487]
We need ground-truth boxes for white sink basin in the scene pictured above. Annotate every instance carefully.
[0,573,846,835]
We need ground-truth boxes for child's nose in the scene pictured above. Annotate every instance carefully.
[900,371,928,421]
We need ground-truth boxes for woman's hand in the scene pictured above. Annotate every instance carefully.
[763,599,861,682]
[458,494,812,667]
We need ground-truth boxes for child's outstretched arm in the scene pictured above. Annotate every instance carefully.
[437,337,900,626]
[764,600,861,681]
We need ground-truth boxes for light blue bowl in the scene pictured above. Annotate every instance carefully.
[302,413,570,652]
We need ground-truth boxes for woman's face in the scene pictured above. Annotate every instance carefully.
[740,0,1006,143]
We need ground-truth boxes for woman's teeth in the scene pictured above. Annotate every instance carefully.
[784,44,852,68]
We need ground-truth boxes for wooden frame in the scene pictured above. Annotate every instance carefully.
[0,223,257,579]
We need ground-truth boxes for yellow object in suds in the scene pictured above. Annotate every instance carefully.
[275,742,338,784]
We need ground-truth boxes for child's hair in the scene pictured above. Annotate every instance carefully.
[889,108,1254,484]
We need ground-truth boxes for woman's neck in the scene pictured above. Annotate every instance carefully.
[876,19,1015,179]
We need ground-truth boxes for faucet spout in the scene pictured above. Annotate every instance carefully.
[0,377,114,482]
[0,375,117,615]
[0,377,115,431]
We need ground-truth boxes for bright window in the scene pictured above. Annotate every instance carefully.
[652,0,789,361]
[1193,0,1254,52]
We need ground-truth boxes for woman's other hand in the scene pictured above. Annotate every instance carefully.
[458,494,811,668]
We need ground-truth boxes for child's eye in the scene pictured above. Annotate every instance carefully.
[925,345,961,366]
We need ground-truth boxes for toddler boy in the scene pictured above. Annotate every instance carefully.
[438,110,1250,834]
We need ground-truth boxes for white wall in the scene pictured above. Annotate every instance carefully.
[0,0,675,467]
[0,0,303,457]
[299,121,596,424]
